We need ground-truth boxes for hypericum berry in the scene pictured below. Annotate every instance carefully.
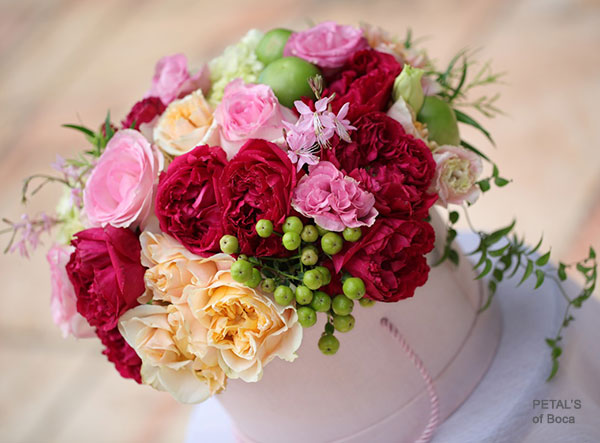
[318,334,340,355]
[303,269,323,290]
[219,235,239,254]
[316,225,329,236]
[342,227,362,242]
[238,254,249,261]
[246,268,262,289]
[342,277,366,300]
[274,285,294,306]
[310,291,331,312]
[261,278,276,293]
[301,225,319,243]
[283,216,303,234]
[321,232,343,255]
[359,297,376,307]
[314,266,331,285]
[282,232,301,250]
[255,219,274,238]
[297,306,317,327]
[333,314,355,333]
[231,259,253,282]
[301,247,319,266]
[332,294,354,316]
[295,285,313,305]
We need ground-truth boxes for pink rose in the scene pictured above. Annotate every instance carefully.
[291,161,377,232]
[84,129,163,229]
[145,54,210,105]
[47,244,94,339]
[430,145,483,207]
[283,21,368,69]
[214,79,296,158]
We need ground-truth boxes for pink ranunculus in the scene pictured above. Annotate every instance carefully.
[430,145,483,207]
[291,161,378,232]
[214,79,296,158]
[283,21,368,69]
[84,129,163,229]
[145,54,210,105]
[47,244,94,339]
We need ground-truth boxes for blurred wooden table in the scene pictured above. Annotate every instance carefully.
[0,0,598,441]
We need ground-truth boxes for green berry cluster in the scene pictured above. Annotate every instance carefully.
[219,216,375,356]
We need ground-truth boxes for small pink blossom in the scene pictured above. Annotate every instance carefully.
[214,79,296,158]
[284,21,368,69]
[47,244,95,339]
[6,213,57,258]
[284,96,355,170]
[145,54,210,105]
[83,129,163,229]
[430,145,483,207]
[292,161,378,232]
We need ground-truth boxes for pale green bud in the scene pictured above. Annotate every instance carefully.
[392,65,425,113]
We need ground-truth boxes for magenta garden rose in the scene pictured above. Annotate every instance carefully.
[292,161,377,232]
[214,78,296,158]
[218,139,298,256]
[83,129,163,229]
[333,218,435,303]
[284,21,368,69]
[145,53,210,105]
[155,144,228,257]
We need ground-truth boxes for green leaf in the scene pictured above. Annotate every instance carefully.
[557,263,567,281]
[449,59,468,101]
[547,358,559,381]
[448,249,459,265]
[62,124,95,138]
[447,228,457,242]
[478,179,491,193]
[519,259,534,286]
[476,258,493,280]
[494,177,510,187]
[449,211,459,224]
[508,252,522,278]
[528,235,544,255]
[489,244,510,257]
[545,338,556,347]
[454,109,495,146]
[534,269,545,289]
[590,247,596,260]
[492,164,499,178]
[460,140,491,163]
[492,268,503,282]
[484,220,516,247]
[536,251,551,267]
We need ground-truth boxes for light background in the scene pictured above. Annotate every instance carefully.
[0,0,599,441]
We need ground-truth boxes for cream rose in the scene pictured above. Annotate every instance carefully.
[186,271,302,383]
[134,231,303,396]
[153,89,219,157]
[119,303,226,404]
[139,231,232,304]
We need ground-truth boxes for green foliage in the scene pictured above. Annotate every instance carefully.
[467,218,597,381]
[433,210,461,267]
[63,110,115,158]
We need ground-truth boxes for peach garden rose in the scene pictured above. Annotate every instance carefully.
[119,231,303,402]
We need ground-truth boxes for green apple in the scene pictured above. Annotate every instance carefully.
[256,28,293,65]
[417,96,460,146]
[258,56,321,108]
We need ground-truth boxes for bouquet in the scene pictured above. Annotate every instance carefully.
[3,21,597,404]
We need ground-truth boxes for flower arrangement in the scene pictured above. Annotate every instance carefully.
[3,21,597,404]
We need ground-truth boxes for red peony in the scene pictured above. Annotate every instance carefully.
[333,218,435,302]
[155,144,228,256]
[121,97,166,130]
[218,139,298,256]
[324,112,437,219]
[324,49,402,122]
[66,226,145,382]
[67,226,146,331]
[96,326,142,383]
